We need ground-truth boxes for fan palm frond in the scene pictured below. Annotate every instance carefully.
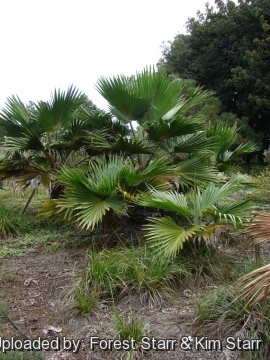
[137,190,190,216]
[145,117,204,142]
[144,217,206,258]
[177,153,222,186]
[237,264,270,304]
[173,132,220,154]
[244,211,270,245]
[95,74,151,123]
[34,85,88,133]
[0,96,35,137]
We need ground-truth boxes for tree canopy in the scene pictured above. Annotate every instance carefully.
[160,0,270,153]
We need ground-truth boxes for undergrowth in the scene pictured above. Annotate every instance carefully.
[194,285,270,359]
[64,240,242,314]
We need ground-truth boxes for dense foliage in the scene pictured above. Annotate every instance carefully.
[160,0,270,155]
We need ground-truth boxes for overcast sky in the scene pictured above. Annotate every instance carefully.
[0,0,224,111]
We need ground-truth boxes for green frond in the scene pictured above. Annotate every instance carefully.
[227,142,257,161]
[145,117,204,142]
[205,200,250,226]
[189,182,235,214]
[95,75,151,122]
[173,132,220,153]
[134,66,181,122]
[56,193,127,230]
[4,134,45,152]
[110,138,153,155]
[144,217,205,258]
[35,85,88,133]
[0,96,35,137]
[207,122,238,155]
[177,153,222,186]
[162,87,214,120]
[137,190,191,215]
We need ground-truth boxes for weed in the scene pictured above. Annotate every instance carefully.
[65,245,187,314]
[74,287,98,314]
[123,246,185,306]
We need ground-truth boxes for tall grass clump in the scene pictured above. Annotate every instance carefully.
[64,245,188,314]
[123,246,186,306]
[0,203,29,237]
[175,239,236,286]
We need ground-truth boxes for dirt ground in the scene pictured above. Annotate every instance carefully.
[0,244,248,360]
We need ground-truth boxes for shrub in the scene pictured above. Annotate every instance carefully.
[248,169,270,202]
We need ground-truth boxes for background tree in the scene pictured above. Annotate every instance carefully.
[160,0,270,157]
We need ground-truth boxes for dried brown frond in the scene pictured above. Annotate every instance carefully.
[245,211,270,245]
[237,263,270,304]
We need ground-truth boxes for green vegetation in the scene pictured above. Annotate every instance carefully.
[0,352,44,360]
[63,246,186,313]
[195,285,270,360]
[0,64,270,358]
[160,0,270,153]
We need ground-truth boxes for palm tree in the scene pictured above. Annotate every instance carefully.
[40,67,255,233]
[0,86,90,198]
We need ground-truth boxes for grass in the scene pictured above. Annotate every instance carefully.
[194,285,270,360]
[63,235,259,314]
[0,203,30,238]
[63,245,188,314]
[114,311,145,360]
[74,286,98,314]
[0,190,93,258]
[0,352,44,360]
[114,311,145,342]
[175,238,238,286]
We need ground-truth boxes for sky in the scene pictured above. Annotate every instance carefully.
[0,0,223,111]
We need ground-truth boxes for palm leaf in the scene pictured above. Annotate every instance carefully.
[134,67,181,122]
[144,216,205,258]
[34,85,87,133]
[237,264,270,304]
[177,153,222,186]
[0,96,35,137]
[173,132,220,153]
[228,142,257,161]
[95,75,151,122]
[162,87,214,120]
[137,190,191,216]
[4,134,45,152]
[244,211,270,245]
[205,200,250,225]
[145,117,204,142]
[206,122,238,155]
[51,162,129,229]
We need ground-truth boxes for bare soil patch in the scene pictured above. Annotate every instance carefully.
[0,247,241,360]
